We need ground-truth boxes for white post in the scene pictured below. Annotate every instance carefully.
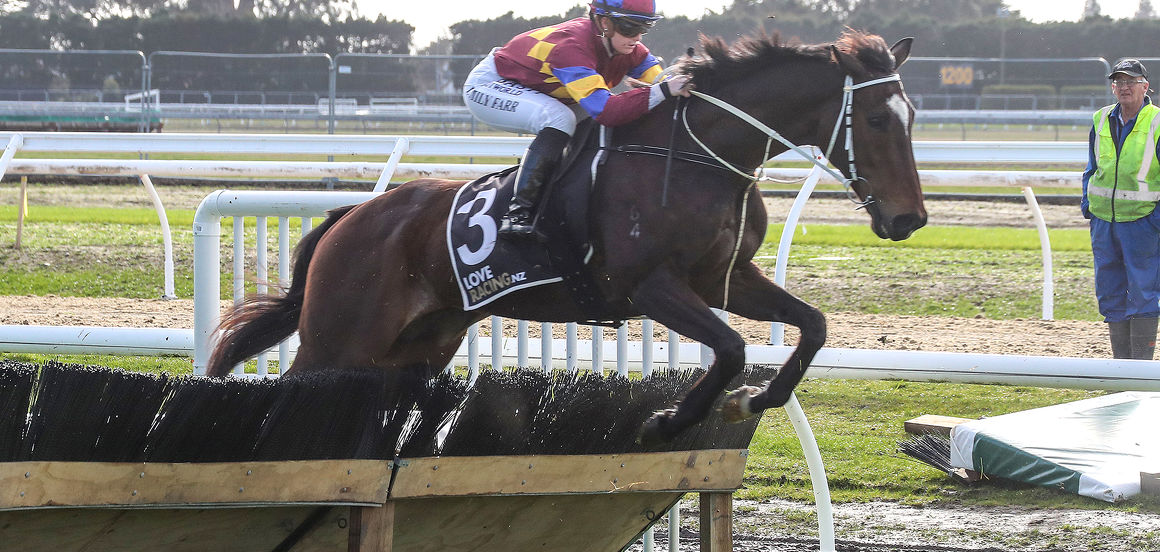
[231,217,245,375]
[641,319,654,377]
[373,137,410,192]
[490,316,502,370]
[540,322,552,373]
[467,323,479,380]
[15,176,26,250]
[0,133,24,183]
[1022,187,1054,320]
[255,216,268,376]
[616,322,628,377]
[566,322,578,373]
[232,218,245,305]
[192,194,224,375]
[517,320,529,369]
[771,165,822,346]
[784,393,835,551]
[138,175,177,299]
[767,161,835,552]
[592,325,604,375]
[278,216,291,372]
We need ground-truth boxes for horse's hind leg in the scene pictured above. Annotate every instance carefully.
[632,267,747,446]
[718,262,826,420]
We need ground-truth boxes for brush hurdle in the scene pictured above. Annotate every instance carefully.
[0,363,771,551]
[0,450,748,551]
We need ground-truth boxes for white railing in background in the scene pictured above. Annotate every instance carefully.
[0,131,1083,317]
[0,130,1088,163]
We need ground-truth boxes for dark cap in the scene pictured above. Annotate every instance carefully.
[1108,58,1148,79]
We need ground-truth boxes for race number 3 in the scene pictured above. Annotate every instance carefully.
[455,188,497,266]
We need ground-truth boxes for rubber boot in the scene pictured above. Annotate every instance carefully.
[1109,321,1132,359]
[1130,317,1158,360]
[499,127,570,237]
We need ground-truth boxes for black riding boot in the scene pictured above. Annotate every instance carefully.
[1130,317,1158,360]
[1109,321,1132,359]
[499,127,570,237]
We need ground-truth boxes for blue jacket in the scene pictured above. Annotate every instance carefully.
[1081,96,1160,219]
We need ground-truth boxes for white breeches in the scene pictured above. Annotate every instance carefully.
[462,51,586,136]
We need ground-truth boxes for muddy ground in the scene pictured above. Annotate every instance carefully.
[4,186,1157,551]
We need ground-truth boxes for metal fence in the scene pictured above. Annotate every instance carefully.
[0,50,1141,133]
[903,57,1115,110]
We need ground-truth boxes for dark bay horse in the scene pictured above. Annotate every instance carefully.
[208,30,927,445]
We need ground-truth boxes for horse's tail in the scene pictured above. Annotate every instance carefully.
[205,204,358,377]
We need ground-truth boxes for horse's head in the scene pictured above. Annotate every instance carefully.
[826,33,926,241]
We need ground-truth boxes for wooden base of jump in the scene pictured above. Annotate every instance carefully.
[0,449,749,552]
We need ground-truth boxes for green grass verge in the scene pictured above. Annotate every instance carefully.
[1,352,194,376]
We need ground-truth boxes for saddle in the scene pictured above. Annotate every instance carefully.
[446,120,617,321]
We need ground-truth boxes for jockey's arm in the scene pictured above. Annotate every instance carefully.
[551,59,683,127]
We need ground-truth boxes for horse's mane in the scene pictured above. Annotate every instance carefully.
[683,29,895,93]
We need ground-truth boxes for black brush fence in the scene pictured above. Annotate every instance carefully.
[0,360,775,463]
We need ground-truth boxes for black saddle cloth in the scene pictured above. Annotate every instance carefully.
[446,120,611,317]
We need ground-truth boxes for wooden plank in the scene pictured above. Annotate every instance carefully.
[389,492,682,552]
[0,505,349,552]
[903,414,974,436]
[390,449,748,498]
[348,503,394,552]
[0,460,391,509]
[699,492,733,552]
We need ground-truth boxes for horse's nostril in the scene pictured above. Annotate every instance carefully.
[891,213,926,237]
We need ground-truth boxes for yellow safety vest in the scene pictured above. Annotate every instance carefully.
[1089,103,1160,222]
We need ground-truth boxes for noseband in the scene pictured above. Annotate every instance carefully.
[684,73,902,207]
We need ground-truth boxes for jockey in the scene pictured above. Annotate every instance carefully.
[462,0,692,237]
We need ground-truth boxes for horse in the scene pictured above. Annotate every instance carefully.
[207,30,927,446]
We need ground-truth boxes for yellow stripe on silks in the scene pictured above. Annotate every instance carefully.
[640,65,662,84]
[528,40,556,61]
[549,88,572,99]
[564,74,609,102]
[528,27,556,40]
[540,62,555,76]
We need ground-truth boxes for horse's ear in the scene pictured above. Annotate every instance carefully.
[890,37,914,70]
[829,44,866,79]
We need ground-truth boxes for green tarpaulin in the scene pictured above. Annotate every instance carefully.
[950,392,1160,502]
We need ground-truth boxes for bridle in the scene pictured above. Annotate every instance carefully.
[681,73,903,208]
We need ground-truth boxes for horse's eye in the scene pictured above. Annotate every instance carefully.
[867,115,889,130]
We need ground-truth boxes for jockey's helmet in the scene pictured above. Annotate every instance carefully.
[590,0,662,26]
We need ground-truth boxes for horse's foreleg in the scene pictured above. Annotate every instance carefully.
[632,267,747,447]
[719,262,826,420]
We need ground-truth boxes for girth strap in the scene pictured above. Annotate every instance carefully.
[598,144,753,174]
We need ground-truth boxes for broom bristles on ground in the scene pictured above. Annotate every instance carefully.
[898,433,955,474]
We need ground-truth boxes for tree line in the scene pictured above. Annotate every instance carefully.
[0,0,1156,62]
[0,0,1156,100]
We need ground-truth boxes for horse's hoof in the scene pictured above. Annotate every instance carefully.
[637,409,675,448]
[722,385,761,423]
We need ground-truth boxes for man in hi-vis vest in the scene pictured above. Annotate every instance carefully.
[1082,58,1160,360]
